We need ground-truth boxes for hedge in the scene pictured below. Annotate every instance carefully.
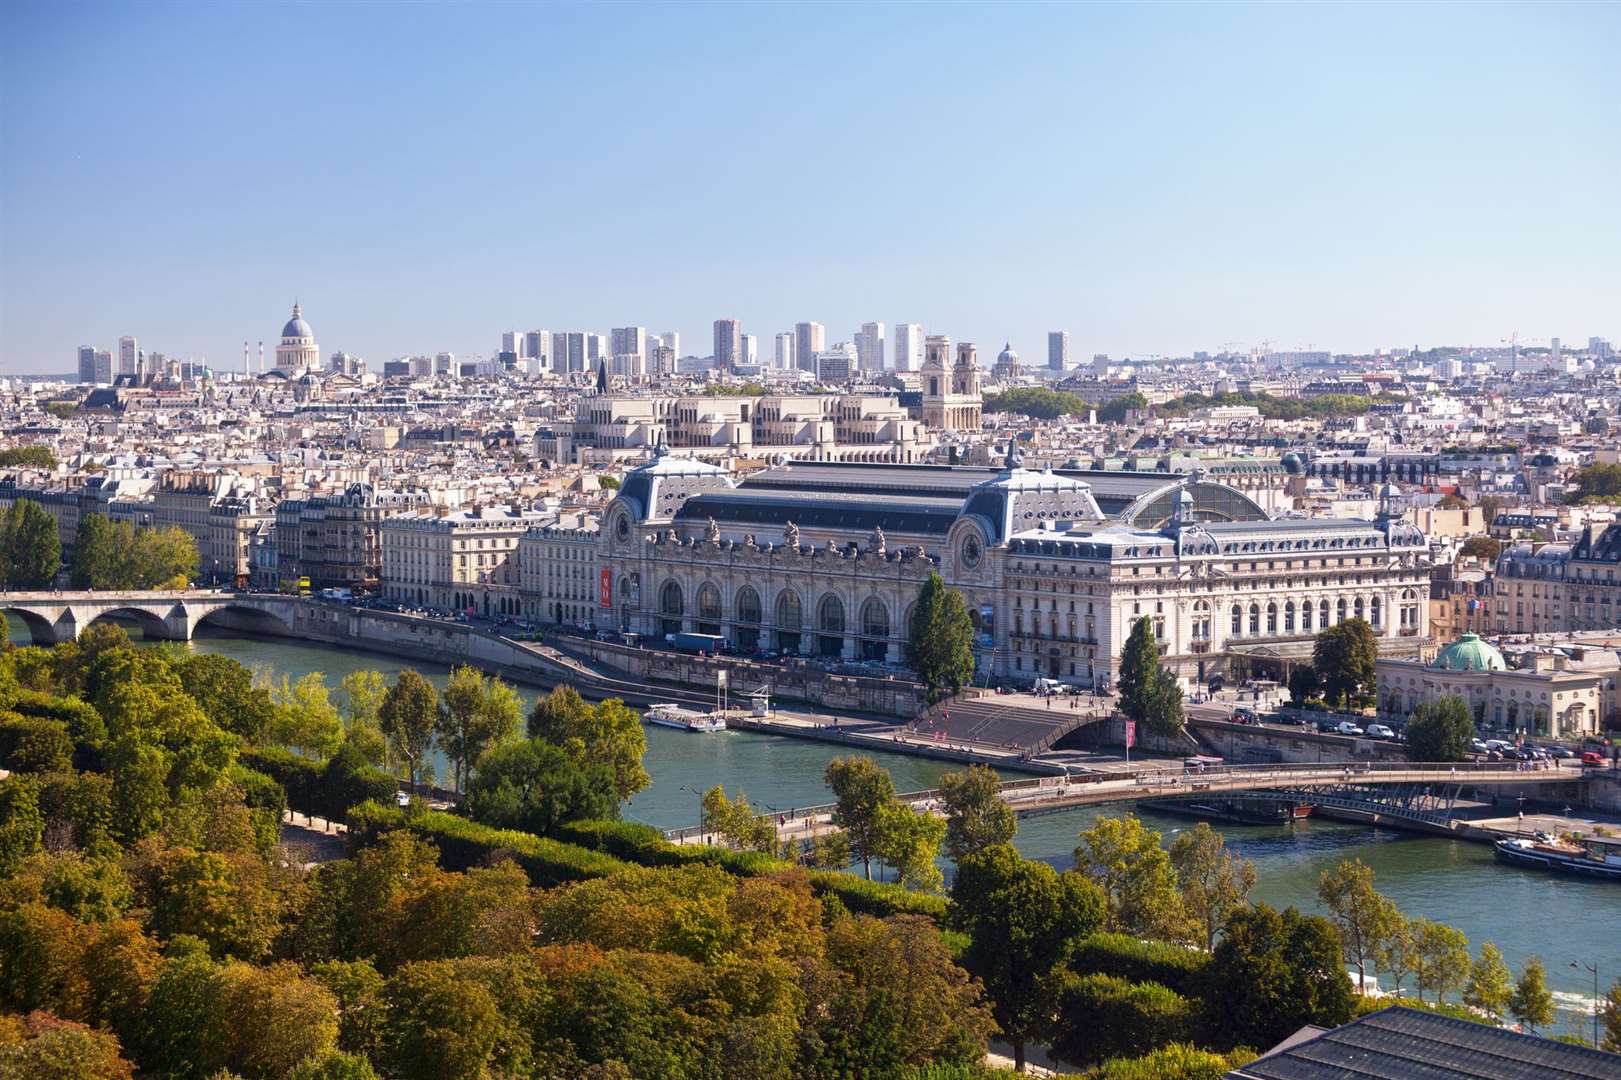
[240,747,322,816]
[555,818,949,918]
[1072,932,1211,997]
[1047,972,1199,1066]
[1079,1043,1256,1080]
[238,746,397,824]
[346,802,631,887]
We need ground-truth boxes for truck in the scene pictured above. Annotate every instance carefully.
[669,632,727,655]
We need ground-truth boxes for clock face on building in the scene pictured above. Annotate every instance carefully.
[962,534,982,568]
[615,514,631,542]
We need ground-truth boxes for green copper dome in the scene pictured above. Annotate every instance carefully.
[1431,632,1506,672]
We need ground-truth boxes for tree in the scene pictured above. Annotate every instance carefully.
[1599,978,1621,1053]
[436,666,521,793]
[1117,618,1159,727]
[699,784,777,853]
[269,672,345,759]
[1288,663,1321,707]
[172,653,277,743]
[1144,665,1185,737]
[1566,463,1621,504]
[824,756,896,879]
[905,573,976,703]
[1208,903,1355,1050]
[0,1011,136,1080]
[1169,822,1255,951]
[938,764,1016,861]
[1045,973,1198,1067]
[951,844,1106,1072]
[1074,814,1188,942]
[379,670,438,790]
[466,737,616,836]
[1313,618,1378,707]
[1406,918,1470,1004]
[1317,858,1401,994]
[338,671,386,731]
[0,445,58,469]
[1436,493,1469,510]
[1462,942,1513,1021]
[2,499,62,588]
[1458,536,1502,563]
[1509,956,1555,1034]
[1404,695,1475,763]
[70,513,116,589]
[526,687,648,803]
[873,799,946,892]
[380,961,502,1080]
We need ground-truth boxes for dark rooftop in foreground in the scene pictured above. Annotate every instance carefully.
[1228,1006,1621,1080]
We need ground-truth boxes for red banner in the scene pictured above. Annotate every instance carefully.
[599,568,612,609]
[1124,720,1136,749]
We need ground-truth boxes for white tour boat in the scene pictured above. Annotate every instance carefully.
[644,703,726,733]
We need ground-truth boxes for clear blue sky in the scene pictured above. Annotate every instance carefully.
[2,1,1616,372]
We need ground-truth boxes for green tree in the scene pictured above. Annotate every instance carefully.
[1462,941,1513,1021]
[2,499,62,588]
[1287,663,1321,707]
[873,798,947,892]
[0,445,58,469]
[337,671,386,731]
[380,960,502,1080]
[1406,918,1470,1004]
[1074,814,1188,942]
[436,666,521,793]
[824,756,896,879]
[1116,617,1159,727]
[1317,858,1401,994]
[1566,463,1621,504]
[172,653,277,743]
[951,844,1106,1072]
[938,764,1016,861]
[1168,822,1255,951]
[269,672,345,759]
[466,737,615,837]
[0,1012,136,1080]
[1208,903,1355,1050]
[905,573,976,703]
[1509,956,1555,1034]
[1458,535,1502,562]
[70,513,116,589]
[1312,618,1378,707]
[1599,978,1621,1053]
[1144,665,1185,737]
[379,670,438,790]
[1044,972,1198,1067]
[700,784,778,853]
[982,387,1094,419]
[1097,392,1147,423]
[1403,695,1475,763]
[526,687,648,803]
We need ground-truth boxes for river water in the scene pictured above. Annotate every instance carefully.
[23,625,1616,1036]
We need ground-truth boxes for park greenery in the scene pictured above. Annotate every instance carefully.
[906,573,977,703]
[983,388,1145,422]
[0,445,58,470]
[1458,535,1503,563]
[70,512,201,590]
[1564,463,1621,504]
[1155,390,1402,421]
[0,620,1615,1075]
[1403,695,1477,762]
[1312,617,1378,708]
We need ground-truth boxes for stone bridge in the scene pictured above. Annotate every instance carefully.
[0,590,304,645]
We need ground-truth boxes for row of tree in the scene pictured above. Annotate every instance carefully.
[70,513,199,590]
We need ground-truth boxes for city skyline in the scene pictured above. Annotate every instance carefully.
[3,2,1618,371]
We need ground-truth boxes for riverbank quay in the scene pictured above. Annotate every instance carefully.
[725,711,1067,776]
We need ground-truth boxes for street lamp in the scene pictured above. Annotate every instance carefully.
[1571,960,1599,1047]
[679,784,705,842]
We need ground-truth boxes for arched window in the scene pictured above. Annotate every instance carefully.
[1231,604,1243,636]
[1302,600,1313,631]
[1370,596,1381,628]
[1248,603,1260,635]
[1336,598,1347,624]
[697,582,722,622]
[735,586,761,624]
[1284,601,1296,632]
[660,581,683,616]
[776,590,802,628]
[1354,596,1365,622]
[860,597,889,639]
[819,594,845,634]
[1320,599,1330,627]
[1266,602,1278,634]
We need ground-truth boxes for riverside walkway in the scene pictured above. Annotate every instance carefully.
[665,759,1591,845]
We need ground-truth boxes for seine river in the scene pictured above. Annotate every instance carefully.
[38,625,1616,1036]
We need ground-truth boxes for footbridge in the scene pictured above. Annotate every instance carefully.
[665,759,1592,844]
[0,589,305,644]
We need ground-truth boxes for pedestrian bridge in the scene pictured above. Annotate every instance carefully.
[0,589,303,645]
[665,760,1592,844]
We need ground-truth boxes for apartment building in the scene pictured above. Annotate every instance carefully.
[381,504,551,616]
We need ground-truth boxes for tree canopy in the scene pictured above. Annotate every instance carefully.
[70,514,199,590]
[1312,618,1378,707]
[1403,695,1475,762]
[906,574,976,703]
[0,499,61,589]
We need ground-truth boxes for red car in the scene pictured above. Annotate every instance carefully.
[1580,751,1606,767]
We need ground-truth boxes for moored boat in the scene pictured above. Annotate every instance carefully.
[644,703,726,733]
[1143,796,1311,827]
[1493,835,1621,882]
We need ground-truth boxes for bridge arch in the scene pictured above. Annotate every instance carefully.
[0,607,65,645]
[190,603,296,639]
[82,605,179,641]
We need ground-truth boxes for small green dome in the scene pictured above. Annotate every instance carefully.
[1431,632,1506,672]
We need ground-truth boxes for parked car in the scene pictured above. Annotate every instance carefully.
[1581,751,1606,767]
[1316,718,1341,734]
[1484,739,1512,752]
[1487,749,1504,761]
[1231,707,1257,724]
[1365,723,1396,740]
[1336,721,1365,737]
[1470,738,1489,753]
[1543,745,1574,759]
